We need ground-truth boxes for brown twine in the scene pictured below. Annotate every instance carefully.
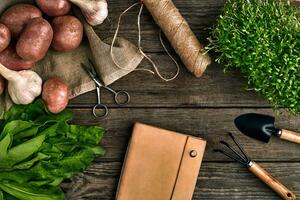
[110,2,180,82]
[142,0,211,77]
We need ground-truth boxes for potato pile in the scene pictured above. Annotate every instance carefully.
[0,1,83,71]
[0,0,82,112]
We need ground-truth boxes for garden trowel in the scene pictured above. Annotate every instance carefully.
[234,113,300,144]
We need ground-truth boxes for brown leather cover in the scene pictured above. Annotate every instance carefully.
[116,123,206,200]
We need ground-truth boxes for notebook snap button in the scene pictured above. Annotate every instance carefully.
[190,150,197,158]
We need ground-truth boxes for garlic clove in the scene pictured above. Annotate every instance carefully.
[8,70,42,105]
[69,0,108,26]
[0,63,42,105]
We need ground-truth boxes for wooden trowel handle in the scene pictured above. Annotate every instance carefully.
[280,129,300,144]
[248,162,296,200]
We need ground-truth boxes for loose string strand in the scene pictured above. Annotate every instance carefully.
[137,4,179,81]
[110,2,140,71]
[158,30,180,81]
[110,2,179,81]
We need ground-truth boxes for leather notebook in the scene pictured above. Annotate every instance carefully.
[116,123,206,200]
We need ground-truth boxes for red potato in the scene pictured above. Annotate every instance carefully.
[0,45,35,71]
[16,18,53,62]
[36,0,71,17]
[51,16,83,52]
[42,78,69,113]
[0,75,5,96]
[0,4,42,38]
[0,24,11,52]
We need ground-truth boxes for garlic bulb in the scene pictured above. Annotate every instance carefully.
[69,0,108,26]
[0,63,42,105]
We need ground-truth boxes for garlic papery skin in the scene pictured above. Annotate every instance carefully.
[0,63,42,105]
[69,0,108,26]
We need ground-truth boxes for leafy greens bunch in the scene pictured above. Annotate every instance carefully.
[208,0,300,113]
[0,99,105,200]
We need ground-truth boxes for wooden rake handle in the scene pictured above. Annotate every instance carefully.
[279,129,300,144]
[248,162,296,200]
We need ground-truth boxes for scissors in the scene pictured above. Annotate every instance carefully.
[81,59,130,118]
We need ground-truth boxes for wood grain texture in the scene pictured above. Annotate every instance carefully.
[280,129,300,144]
[94,0,225,52]
[63,0,300,199]
[70,108,300,162]
[61,162,300,200]
[69,54,267,107]
[248,162,296,200]
[69,0,269,108]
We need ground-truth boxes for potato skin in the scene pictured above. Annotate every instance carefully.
[36,0,71,17]
[51,16,83,52]
[0,45,35,71]
[16,18,53,62]
[42,78,69,114]
[0,24,11,52]
[0,75,4,96]
[0,4,42,38]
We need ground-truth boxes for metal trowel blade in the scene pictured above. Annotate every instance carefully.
[234,113,279,143]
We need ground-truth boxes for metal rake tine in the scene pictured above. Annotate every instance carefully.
[228,132,250,162]
[214,149,247,166]
[220,140,248,164]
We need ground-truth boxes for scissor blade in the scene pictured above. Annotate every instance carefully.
[81,63,104,88]
[81,63,96,79]
[88,59,98,73]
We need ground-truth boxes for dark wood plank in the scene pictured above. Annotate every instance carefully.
[61,162,300,200]
[69,53,268,107]
[70,108,300,162]
[95,0,226,52]
[64,0,300,199]
[69,0,272,108]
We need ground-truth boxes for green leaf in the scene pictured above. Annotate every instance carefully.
[0,133,11,159]
[0,99,105,199]
[3,192,19,200]
[13,153,49,170]
[14,125,40,140]
[90,146,106,156]
[0,135,46,169]
[8,135,45,160]
[0,183,65,200]
[0,171,33,184]
[0,121,33,140]
[39,123,59,138]
[4,100,45,122]
[68,125,104,145]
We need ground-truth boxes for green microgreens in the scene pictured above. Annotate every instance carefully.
[208,0,300,113]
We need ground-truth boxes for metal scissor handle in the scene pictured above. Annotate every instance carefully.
[93,87,109,118]
[93,89,130,118]
[93,104,109,118]
[81,60,130,118]
[114,91,130,105]
[103,85,130,105]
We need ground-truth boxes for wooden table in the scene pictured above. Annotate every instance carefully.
[62,0,300,199]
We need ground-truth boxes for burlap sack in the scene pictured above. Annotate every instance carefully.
[0,0,144,117]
